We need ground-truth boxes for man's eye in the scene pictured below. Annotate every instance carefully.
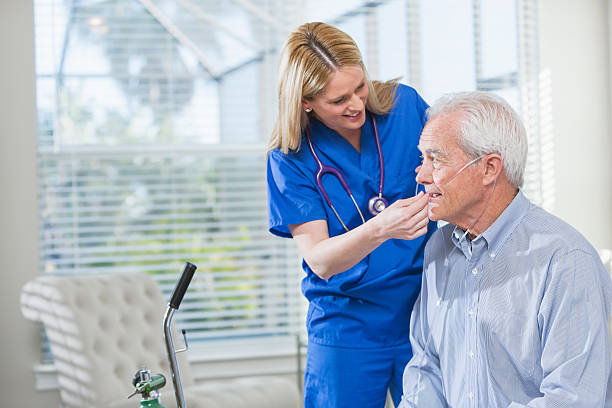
[332,97,344,104]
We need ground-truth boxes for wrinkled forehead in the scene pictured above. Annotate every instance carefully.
[417,113,463,156]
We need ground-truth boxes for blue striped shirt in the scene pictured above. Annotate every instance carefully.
[400,191,612,407]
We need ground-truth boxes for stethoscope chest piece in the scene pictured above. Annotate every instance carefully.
[368,196,388,215]
[305,112,387,231]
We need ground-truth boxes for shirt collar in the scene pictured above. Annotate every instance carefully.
[451,190,530,258]
[480,190,530,257]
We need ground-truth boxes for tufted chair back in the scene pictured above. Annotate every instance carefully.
[21,272,300,408]
[21,272,194,408]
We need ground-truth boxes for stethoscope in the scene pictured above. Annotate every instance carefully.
[305,113,387,232]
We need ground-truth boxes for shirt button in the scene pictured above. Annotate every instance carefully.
[469,351,475,358]
[490,252,496,259]
[469,392,474,399]
[468,309,475,317]
[472,268,478,276]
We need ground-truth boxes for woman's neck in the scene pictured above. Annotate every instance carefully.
[338,128,361,152]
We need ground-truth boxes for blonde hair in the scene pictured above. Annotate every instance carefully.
[269,22,398,154]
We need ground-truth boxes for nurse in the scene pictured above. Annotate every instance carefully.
[266,22,435,408]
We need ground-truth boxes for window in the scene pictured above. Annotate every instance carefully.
[35,0,304,357]
[34,0,545,360]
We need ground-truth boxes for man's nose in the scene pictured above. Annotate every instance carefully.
[415,162,432,185]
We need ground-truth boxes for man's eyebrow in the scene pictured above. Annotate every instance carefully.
[417,146,445,155]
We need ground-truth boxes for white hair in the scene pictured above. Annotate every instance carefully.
[426,91,528,188]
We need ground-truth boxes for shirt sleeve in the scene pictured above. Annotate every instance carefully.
[508,249,612,408]
[266,149,327,238]
[400,247,447,408]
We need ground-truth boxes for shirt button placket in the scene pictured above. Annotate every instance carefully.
[468,263,479,407]
[465,269,474,407]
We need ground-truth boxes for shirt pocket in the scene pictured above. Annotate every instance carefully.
[481,311,536,377]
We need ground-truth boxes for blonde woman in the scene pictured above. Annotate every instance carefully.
[266,22,435,408]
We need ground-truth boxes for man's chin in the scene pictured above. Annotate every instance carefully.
[427,207,442,222]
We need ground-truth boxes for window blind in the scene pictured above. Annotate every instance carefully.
[34,0,305,355]
[38,145,304,342]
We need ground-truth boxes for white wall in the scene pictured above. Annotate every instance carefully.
[539,0,612,250]
[0,0,60,407]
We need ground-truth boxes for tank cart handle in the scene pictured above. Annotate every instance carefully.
[164,262,197,408]
[169,262,197,309]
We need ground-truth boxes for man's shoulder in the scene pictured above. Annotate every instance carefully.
[424,202,599,261]
[518,201,598,257]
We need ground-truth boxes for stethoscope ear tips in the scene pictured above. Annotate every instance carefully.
[368,196,388,215]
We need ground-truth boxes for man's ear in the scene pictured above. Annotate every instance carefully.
[482,153,503,185]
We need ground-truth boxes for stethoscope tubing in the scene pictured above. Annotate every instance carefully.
[371,114,384,198]
[304,112,385,231]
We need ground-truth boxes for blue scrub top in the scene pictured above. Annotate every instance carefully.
[267,84,436,348]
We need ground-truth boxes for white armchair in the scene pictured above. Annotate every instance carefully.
[20,272,300,408]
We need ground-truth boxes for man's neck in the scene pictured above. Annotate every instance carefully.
[463,182,518,238]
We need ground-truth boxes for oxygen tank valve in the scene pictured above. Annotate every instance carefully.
[127,367,166,402]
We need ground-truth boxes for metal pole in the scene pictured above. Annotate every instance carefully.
[163,306,187,408]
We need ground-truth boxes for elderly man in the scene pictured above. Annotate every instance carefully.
[400,91,612,407]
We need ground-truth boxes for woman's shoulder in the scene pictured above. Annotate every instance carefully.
[390,83,428,118]
[393,83,424,104]
[268,139,310,167]
[396,82,417,95]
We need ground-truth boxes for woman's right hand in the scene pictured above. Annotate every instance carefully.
[289,191,430,279]
[368,191,430,241]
